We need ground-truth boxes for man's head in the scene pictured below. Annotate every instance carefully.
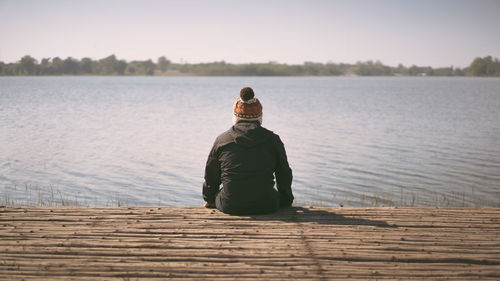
[233,87,263,125]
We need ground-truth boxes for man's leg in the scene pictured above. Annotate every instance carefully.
[215,190,280,215]
[215,192,231,214]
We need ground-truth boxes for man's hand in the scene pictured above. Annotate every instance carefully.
[204,202,216,209]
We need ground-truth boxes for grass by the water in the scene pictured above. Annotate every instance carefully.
[2,184,128,207]
[298,185,493,208]
[2,183,497,208]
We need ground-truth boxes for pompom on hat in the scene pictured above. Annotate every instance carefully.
[233,87,263,124]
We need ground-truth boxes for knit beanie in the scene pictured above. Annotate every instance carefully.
[233,87,263,125]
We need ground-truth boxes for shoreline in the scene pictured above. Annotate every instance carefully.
[3,74,500,78]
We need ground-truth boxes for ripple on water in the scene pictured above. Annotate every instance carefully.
[1,76,500,207]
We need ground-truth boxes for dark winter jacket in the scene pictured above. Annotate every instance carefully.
[203,121,294,214]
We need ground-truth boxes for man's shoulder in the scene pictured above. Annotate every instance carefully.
[259,126,278,137]
[213,128,235,147]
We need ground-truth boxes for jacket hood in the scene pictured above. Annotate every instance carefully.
[229,121,271,147]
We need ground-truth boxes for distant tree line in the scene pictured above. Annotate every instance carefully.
[1,55,499,77]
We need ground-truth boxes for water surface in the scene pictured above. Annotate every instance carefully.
[1,76,499,206]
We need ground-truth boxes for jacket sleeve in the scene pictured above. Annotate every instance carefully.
[274,135,294,207]
[202,143,221,204]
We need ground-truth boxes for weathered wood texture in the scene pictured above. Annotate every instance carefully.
[1,206,499,280]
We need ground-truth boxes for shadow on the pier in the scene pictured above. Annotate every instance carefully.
[249,207,395,227]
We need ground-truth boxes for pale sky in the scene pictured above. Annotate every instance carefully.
[0,0,499,67]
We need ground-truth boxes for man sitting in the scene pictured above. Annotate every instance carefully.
[202,87,294,215]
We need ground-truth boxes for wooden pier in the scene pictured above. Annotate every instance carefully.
[1,206,499,280]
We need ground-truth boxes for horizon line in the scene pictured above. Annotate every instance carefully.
[2,54,495,69]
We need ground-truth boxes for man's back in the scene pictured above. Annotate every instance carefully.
[203,87,293,215]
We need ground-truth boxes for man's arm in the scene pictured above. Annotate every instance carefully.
[274,135,294,207]
[202,144,221,204]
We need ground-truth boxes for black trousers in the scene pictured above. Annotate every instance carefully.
[215,189,280,215]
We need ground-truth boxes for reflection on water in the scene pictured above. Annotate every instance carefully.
[1,76,499,206]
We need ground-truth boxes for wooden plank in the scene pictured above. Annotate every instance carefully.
[0,206,499,280]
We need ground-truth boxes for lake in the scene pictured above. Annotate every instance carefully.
[1,76,499,207]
